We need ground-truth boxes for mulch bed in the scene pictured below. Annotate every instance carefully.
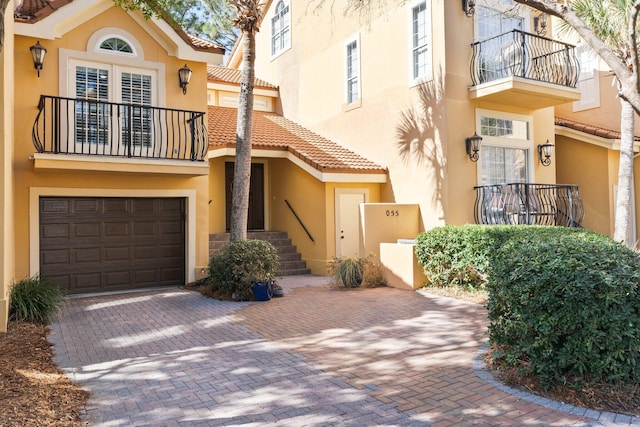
[0,321,89,427]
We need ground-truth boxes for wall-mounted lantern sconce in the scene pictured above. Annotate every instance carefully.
[538,140,554,166]
[465,132,482,162]
[30,41,47,77]
[534,13,548,36]
[178,64,192,95]
[462,0,476,17]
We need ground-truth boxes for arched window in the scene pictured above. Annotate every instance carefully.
[99,37,134,54]
[271,1,290,56]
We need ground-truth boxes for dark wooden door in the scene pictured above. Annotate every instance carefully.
[40,197,185,294]
[225,162,265,231]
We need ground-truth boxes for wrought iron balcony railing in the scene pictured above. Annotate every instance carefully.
[470,29,579,87]
[32,95,208,161]
[474,183,584,227]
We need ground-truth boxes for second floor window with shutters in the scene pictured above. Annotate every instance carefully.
[410,1,432,84]
[345,38,360,105]
[271,1,290,57]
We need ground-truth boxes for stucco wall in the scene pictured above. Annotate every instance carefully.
[13,5,211,286]
[556,136,611,235]
[0,0,15,333]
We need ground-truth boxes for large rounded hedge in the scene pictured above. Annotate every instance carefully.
[416,225,640,385]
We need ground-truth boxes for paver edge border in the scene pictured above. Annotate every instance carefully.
[473,343,640,426]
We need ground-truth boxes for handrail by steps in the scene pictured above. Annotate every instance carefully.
[284,199,315,242]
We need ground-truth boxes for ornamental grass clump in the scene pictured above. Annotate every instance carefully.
[208,239,279,300]
[9,275,65,324]
[329,257,363,288]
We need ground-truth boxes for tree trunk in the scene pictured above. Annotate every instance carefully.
[0,0,10,52]
[229,30,256,242]
[613,99,636,247]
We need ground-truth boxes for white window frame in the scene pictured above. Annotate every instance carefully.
[476,109,534,186]
[474,1,532,40]
[270,0,291,59]
[408,0,433,86]
[344,34,361,106]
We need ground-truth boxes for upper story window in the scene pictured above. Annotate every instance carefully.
[345,37,360,105]
[478,111,532,186]
[271,1,291,57]
[99,37,134,54]
[574,44,600,111]
[476,6,523,41]
[410,0,432,84]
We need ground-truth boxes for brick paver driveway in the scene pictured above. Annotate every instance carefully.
[49,276,635,426]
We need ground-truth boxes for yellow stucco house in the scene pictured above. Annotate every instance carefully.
[0,0,227,332]
[224,0,594,275]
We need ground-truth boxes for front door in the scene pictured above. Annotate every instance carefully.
[225,162,265,231]
[335,190,366,258]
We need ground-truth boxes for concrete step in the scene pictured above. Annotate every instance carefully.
[208,231,310,277]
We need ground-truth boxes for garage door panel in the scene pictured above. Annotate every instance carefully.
[41,249,70,266]
[73,199,102,214]
[103,199,130,214]
[72,273,102,292]
[133,221,157,235]
[74,223,101,238]
[40,197,185,294]
[41,198,70,214]
[42,223,71,239]
[73,247,101,263]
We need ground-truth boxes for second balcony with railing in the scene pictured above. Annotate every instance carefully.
[32,95,209,164]
[474,183,584,227]
[468,29,581,109]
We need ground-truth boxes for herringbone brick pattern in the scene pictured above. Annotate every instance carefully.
[48,276,636,426]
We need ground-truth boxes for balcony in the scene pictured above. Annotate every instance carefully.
[468,30,581,109]
[474,183,584,227]
[31,95,209,174]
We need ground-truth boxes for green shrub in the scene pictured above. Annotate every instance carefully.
[9,275,65,324]
[208,239,280,300]
[415,225,502,290]
[329,257,363,288]
[487,228,640,386]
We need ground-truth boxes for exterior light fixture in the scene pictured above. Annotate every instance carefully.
[465,132,482,162]
[178,64,192,95]
[538,140,554,166]
[534,13,548,36]
[30,41,47,77]
[462,0,476,17]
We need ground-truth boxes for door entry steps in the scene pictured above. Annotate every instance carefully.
[209,231,311,276]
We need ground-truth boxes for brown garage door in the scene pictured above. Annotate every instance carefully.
[40,197,185,294]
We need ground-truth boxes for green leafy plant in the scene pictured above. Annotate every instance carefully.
[9,275,65,324]
[329,257,363,288]
[487,228,640,386]
[207,239,280,300]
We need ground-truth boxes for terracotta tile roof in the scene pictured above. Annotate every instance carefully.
[14,0,71,21]
[555,117,640,142]
[208,106,386,174]
[13,0,224,54]
[207,65,277,90]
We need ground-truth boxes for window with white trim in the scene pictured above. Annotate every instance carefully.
[478,112,532,186]
[410,1,432,83]
[99,37,134,54]
[271,0,290,57]
[72,62,156,149]
[345,37,360,105]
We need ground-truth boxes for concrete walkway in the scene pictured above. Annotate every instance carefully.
[49,276,639,426]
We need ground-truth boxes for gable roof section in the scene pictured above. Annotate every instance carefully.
[207,65,277,90]
[14,0,224,60]
[208,106,386,183]
[555,116,640,153]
